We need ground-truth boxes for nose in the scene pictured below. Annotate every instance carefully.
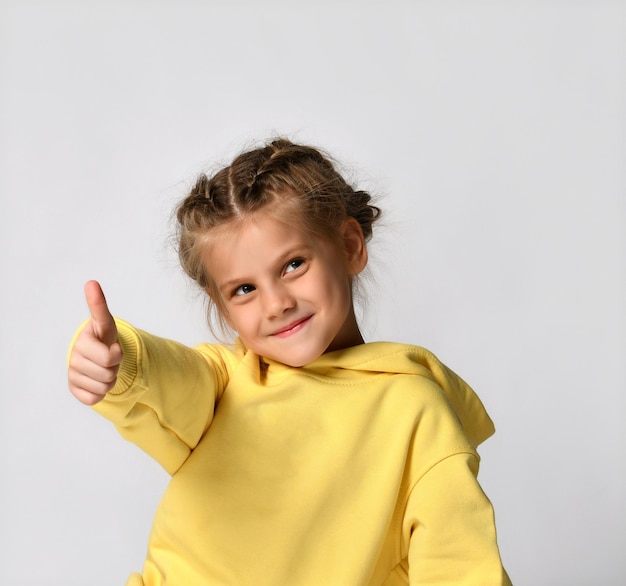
[263,282,296,318]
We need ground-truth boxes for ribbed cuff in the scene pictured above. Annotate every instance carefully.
[107,318,140,396]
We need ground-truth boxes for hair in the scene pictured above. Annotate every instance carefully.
[176,137,380,336]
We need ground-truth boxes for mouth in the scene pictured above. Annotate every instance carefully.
[270,315,313,338]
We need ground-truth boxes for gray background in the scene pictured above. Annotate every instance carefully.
[1,1,624,584]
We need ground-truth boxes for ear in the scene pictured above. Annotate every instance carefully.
[340,217,368,276]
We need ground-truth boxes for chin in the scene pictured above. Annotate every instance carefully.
[269,346,326,368]
[274,355,318,368]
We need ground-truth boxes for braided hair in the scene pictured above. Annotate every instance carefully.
[176,138,380,334]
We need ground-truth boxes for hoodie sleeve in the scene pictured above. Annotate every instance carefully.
[89,319,236,475]
[403,451,512,585]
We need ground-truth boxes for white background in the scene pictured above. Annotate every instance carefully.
[1,1,624,584]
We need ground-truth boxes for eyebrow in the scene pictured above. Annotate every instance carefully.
[217,245,314,295]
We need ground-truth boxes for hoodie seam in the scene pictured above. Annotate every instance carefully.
[348,346,432,369]
[293,370,397,386]
[394,449,480,563]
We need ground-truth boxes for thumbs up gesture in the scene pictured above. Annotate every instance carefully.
[68,281,124,405]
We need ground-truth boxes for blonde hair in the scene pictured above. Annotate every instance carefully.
[176,137,380,335]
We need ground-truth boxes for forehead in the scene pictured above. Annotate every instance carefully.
[203,211,317,281]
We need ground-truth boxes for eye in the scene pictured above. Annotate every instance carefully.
[233,284,255,296]
[285,258,304,274]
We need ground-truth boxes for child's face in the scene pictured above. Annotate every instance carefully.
[204,210,366,367]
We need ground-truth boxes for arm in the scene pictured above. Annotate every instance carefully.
[68,281,230,474]
[403,452,512,585]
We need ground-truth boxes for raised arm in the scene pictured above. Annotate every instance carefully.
[67,280,236,473]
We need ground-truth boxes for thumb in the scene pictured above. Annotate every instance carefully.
[84,280,118,347]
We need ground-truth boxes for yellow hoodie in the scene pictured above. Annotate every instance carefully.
[92,320,511,585]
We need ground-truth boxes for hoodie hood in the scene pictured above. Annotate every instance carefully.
[307,342,496,447]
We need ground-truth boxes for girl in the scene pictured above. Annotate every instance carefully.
[68,138,511,585]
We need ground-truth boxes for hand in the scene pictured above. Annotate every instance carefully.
[68,280,123,405]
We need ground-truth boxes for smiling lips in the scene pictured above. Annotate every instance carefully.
[271,315,313,338]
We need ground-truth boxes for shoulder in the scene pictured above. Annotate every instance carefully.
[347,342,496,448]
[193,337,249,375]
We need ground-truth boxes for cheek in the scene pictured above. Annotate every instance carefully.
[224,306,242,331]
[222,308,236,330]
[226,303,257,333]
[328,261,352,295]
[317,268,352,308]
[210,294,235,329]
